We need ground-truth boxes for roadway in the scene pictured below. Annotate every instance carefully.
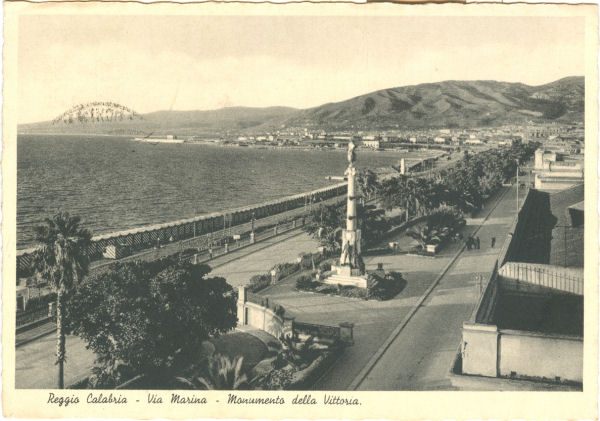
[353,184,523,390]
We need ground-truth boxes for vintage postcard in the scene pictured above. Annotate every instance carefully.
[3,2,598,419]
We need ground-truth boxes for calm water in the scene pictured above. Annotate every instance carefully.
[17,135,405,249]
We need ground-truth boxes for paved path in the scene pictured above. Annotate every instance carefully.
[355,184,523,390]
[210,231,319,288]
[15,332,95,389]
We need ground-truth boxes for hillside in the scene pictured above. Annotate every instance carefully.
[284,77,584,130]
[18,77,583,135]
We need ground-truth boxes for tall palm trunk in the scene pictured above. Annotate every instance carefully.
[56,291,65,389]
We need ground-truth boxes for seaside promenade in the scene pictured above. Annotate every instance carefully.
[17,184,525,390]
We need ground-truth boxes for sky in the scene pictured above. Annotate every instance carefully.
[18,15,585,124]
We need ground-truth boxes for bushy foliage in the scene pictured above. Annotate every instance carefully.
[318,261,332,272]
[302,203,389,251]
[176,354,250,390]
[248,274,272,293]
[273,304,286,318]
[370,271,406,300]
[336,285,368,299]
[66,257,237,386]
[270,262,301,282]
[22,292,57,311]
[296,275,318,291]
[379,141,539,215]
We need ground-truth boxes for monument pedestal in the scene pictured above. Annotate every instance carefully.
[323,264,368,289]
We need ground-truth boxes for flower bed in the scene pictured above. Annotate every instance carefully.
[296,269,406,301]
[248,252,328,293]
[252,335,344,390]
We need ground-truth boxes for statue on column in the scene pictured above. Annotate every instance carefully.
[347,140,356,165]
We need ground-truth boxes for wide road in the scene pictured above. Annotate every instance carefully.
[354,184,523,390]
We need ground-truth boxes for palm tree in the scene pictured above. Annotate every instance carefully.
[406,225,442,250]
[32,212,91,388]
[356,169,380,203]
[177,354,250,390]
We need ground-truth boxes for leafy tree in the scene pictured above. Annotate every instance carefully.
[67,258,237,387]
[31,212,92,389]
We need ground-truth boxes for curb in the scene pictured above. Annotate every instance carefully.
[348,185,512,390]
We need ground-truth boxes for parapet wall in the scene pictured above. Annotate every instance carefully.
[499,262,583,295]
[462,322,582,383]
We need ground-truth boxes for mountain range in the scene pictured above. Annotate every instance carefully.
[18,76,584,135]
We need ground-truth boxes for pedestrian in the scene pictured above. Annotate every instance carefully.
[476,236,480,250]
[466,237,472,250]
[491,237,496,248]
[208,246,213,259]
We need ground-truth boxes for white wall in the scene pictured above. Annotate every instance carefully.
[499,330,582,383]
[461,323,582,383]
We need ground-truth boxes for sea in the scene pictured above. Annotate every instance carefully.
[17,134,408,249]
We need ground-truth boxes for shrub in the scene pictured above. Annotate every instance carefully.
[270,262,300,282]
[299,254,315,270]
[273,304,285,318]
[23,292,57,311]
[318,261,332,272]
[370,271,406,300]
[337,286,368,299]
[296,275,317,291]
[248,274,271,293]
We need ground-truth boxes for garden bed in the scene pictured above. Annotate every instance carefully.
[295,270,406,301]
[251,334,344,390]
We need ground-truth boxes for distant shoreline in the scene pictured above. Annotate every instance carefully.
[17,132,133,138]
[17,133,440,156]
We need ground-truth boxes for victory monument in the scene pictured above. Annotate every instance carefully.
[323,140,369,289]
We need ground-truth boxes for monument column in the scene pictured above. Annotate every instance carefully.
[324,140,368,289]
[346,165,357,232]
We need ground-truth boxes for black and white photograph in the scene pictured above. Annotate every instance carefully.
[3,2,598,419]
